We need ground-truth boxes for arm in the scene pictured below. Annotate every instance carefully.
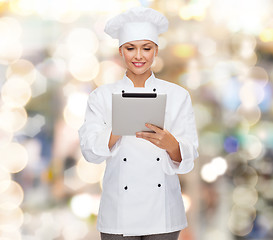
[136,92,198,175]
[166,139,181,163]
[78,89,117,164]
[136,123,182,162]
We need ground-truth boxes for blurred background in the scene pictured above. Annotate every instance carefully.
[0,0,273,239]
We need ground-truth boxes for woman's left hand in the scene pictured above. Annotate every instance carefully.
[136,123,182,162]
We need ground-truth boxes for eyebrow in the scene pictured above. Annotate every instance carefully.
[124,43,153,47]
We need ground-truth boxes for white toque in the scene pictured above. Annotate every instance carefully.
[104,6,169,46]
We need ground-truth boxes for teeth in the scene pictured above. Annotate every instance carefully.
[134,63,144,66]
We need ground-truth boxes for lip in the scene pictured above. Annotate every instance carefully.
[132,62,145,67]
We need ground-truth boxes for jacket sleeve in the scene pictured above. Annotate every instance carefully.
[78,89,113,164]
[162,91,199,175]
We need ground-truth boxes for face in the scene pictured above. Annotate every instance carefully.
[119,40,158,77]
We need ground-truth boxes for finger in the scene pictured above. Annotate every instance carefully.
[136,131,158,140]
[138,136,163,148]
[145,123,163,133]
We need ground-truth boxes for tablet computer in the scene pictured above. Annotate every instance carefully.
[112,92,167,135]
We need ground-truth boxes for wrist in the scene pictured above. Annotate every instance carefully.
[167,141,182,162]
[167,140,179,154]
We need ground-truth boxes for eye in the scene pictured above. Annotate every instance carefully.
[126,47,134,51]
[144,48,151,51]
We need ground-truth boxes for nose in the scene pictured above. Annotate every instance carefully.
[135,48,142,60]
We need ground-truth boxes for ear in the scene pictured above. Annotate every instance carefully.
[154,44,158,57]
[119,47,123,57]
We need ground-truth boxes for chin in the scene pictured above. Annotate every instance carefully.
[130,67,151,75]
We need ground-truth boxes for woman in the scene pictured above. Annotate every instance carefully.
[78,6,199,240]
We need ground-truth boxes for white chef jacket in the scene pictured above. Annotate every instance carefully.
[78,72,199,236]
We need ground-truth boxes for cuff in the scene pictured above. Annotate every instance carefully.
[91,126,112,157]
[161,139,198,175]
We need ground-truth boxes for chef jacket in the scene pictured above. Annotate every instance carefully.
[78,72,199,236]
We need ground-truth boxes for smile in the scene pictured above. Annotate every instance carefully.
[132,62,145,67]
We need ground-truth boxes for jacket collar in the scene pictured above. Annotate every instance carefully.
[121,72,156,89]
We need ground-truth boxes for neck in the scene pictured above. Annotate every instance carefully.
[126,70,152,87]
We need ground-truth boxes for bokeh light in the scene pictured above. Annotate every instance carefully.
[237,105,261,126]
[259,28,273,42]
[66,28,99,56]
[35,0,81,23]
[0,207,24,231]
[0,229,22,240]
[0,16,22,64]
[0,107,28,132]
[0,127,13,148]
[1,76,32,107]
[34,212,62,239]
[247,66,268,85]
[193,104,211,130]
[182,194,191,212]
[211,157,228,175]
[94,61,124,86]
[233,186,258,206]
[198,38,217,57]
[30,71,47,97]
[199,131,223,156]
[239,134,264,160]
[151,56,164,73]
[9,0,35,16]
[228,205,256,237]
[233,165,258,187]
[6,59,37,85]
[201,163,218,183]
[68,55,100,82]
[0,181,24,210]
[239,81,265,108]
[224,136,239,153]
[0,166,11,194]
[179,1,207,21]
[70,193,101,218]
[0,142,28,173]
[76,157,106,184]
[201,156,227,183]
[62,219,89,240]
[63,92,88,129]
[172,44,196,59]
[66,92,88,117]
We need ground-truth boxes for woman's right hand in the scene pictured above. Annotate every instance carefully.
[108,132,121,150]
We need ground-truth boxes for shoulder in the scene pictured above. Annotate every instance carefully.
[155,77,190,96]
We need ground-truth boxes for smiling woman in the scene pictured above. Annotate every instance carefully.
[78,6,199,240]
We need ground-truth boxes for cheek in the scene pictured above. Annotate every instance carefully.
[122,52,133,61]
[145,52,156,62]
[123,56,132,65]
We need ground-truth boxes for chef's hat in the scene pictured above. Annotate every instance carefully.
[104,6,168,46]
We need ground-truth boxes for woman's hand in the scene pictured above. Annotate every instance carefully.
[136,123,182,162]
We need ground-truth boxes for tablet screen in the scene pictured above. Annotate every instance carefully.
[112,92,167,135]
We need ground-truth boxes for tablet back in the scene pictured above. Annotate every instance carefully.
[112,92,167,135]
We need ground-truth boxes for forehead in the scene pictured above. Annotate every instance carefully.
[123,40,155,46]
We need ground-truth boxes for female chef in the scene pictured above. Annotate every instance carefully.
[78,6,199,240]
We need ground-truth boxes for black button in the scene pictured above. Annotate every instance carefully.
[122,90,125,93]
[158,184,161,187]
[123,158,127,162]
[153,88,156,92]
[124,186,128,190]
[157,158,160,161]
